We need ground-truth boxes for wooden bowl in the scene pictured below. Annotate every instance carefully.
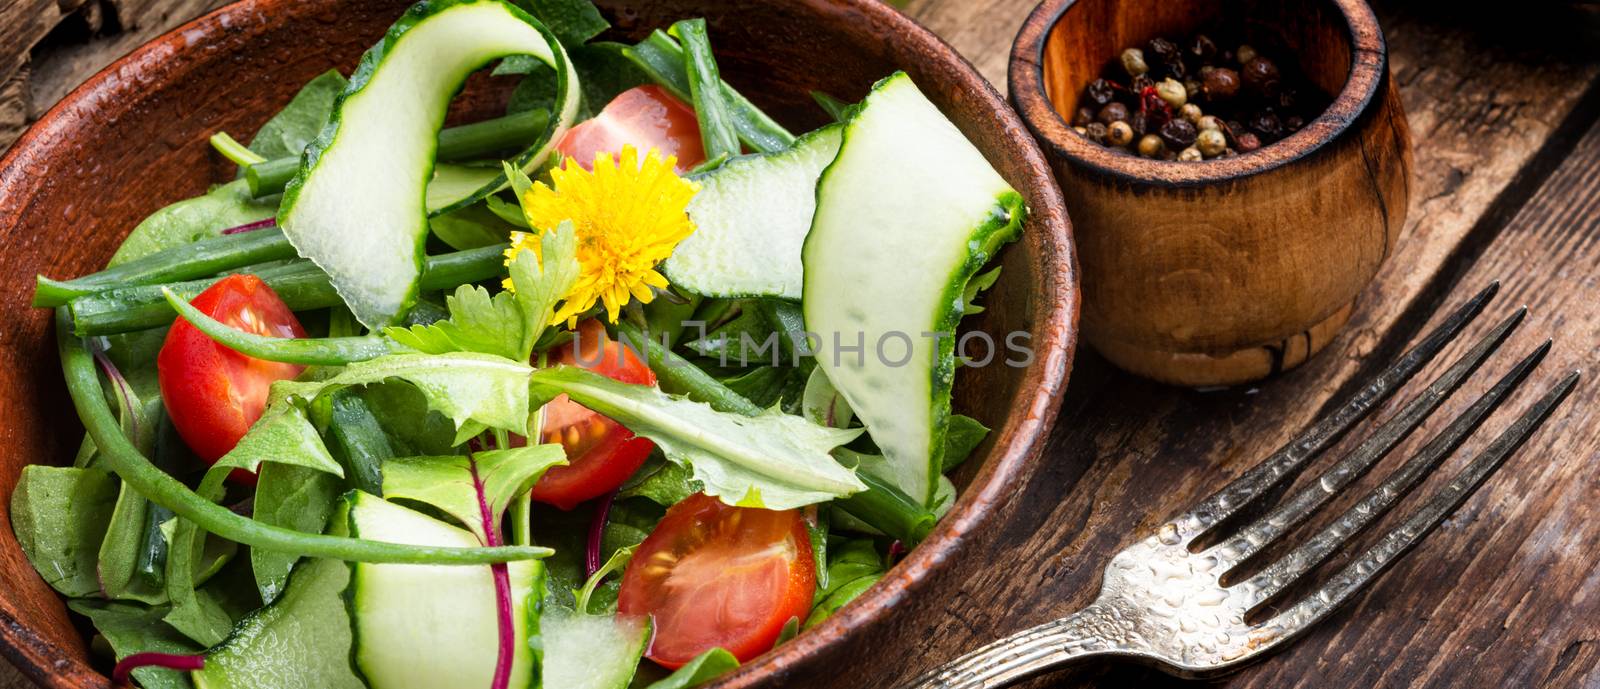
[1010,0,1410,387]
[0,0,1079,686]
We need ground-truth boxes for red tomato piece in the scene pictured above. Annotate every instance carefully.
[556,85,706,172]
[157,274,307,481]
[618,493,816,668]
[529,320,658,510]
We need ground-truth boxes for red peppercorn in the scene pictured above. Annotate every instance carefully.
[1236,132,1262,152]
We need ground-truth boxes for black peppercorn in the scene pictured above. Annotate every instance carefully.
[1248,110,1283,140]
[1098,102,1130,124]
[1130,110,1150,136]
[1241,56,1281,98]
[1148,37,1185,79]
[1130,73,1155,92]
[1072,106,1096,127]
[1084,78,1117,106]
[1084,122,1108,144]
[1284,115,1305,132]
[1189,34,1217,62]
[1158,118,1198,150]
[1202,68,1240,101]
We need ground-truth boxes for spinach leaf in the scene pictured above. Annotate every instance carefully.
[354,383,462,457]
[638,648,738,689]
[805,539,884,628]
[507,42,651,120]
[529,366,864,509]
[98,484,170,604]
[10,466,118,598]
[108,180,277,265]
[942,414,990,471]
[250,462,340,604]
[430,204,518,250]
[247,69,348,161]
[381,446,567,540]
[68,599,200,689]
[617,458,697,506]
[513,0,608,47]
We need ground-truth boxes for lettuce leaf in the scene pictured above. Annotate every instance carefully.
[382,446,567,540]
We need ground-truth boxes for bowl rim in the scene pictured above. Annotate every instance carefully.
[0,1,1080,687]
[1008,0,1388,187]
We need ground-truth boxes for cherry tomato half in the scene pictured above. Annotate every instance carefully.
[556,85,706,173]
[618,493,816,668]
[528,320,658,510]
[157,274,307,480]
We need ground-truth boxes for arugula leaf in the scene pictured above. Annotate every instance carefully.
[642,648,739,689]
[10,466,118,598]
[251,462,340,604]
[248,69,348,161]
[68,600,201,689]
[529,366,864,509]
[382,446,567,540]
[271,352,536,442]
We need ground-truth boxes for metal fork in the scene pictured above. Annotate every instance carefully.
[908,283,1581,689]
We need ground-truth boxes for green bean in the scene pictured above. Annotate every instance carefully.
[624,31,795,154]
[163,288,402,365]
[70,244,508,336]
[56,309,549,565]
[34,228,296,307]
[669,19,741,162]
[613,321,935,544]
[244,109,551,197]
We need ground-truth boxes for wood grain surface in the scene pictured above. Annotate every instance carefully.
[2,0,1597,688]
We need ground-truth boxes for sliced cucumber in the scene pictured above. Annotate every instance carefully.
[662,125,842,300]
[279,0,579,329]
[540,607,650,689]
[191,559,363,689]
[345,491,543,689]
[802,72,1025,505]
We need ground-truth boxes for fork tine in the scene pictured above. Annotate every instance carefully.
[1204,308,1527,571]
[1238,348,1562,613]
[1172,282,1500,542]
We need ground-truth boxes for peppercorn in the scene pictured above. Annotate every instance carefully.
[1072,106,1097,127]
[1073,126,1087,136]
[1178,146,1203,161]
[1084,122,1108,144]
[1184,78,1203,100]
[1202,68,1240,101]
[1137,134,1164,158]
[1195,128,1227,157]
[1130,74,1155,92]
[1284,115,1305,132]
[1147,37,1179,67]
[1121,48,1148,77]
[1106,120,1135,146]
[1197,115,1223,131]
[1248,110,1284,140]
[1189,34,1217,62]
[1155,78,1187,108]
[1158,118,1198,150]
[1179,103,1203,124]
[1241,56,1281,98]
[1130,110,1150,136]
[1235,131,1262,153]
[1098,102,1130,125]
[1236,44,1257,65]
[1084,78,1117,106]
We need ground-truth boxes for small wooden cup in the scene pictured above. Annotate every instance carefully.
[1010,0,1411,386]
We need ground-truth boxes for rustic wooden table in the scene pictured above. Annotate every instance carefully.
[3,1,1597,688]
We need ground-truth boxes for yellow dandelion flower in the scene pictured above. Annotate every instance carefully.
[503,145,698,326]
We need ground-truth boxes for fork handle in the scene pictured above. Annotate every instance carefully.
[903,604,1125,689]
